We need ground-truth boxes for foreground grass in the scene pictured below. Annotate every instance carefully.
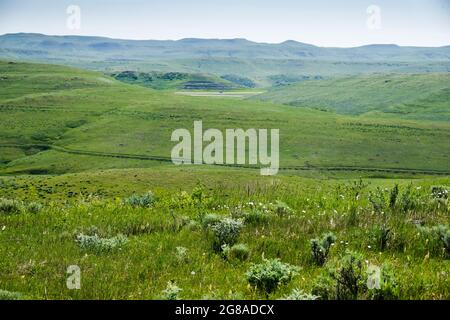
[0,174,449,300]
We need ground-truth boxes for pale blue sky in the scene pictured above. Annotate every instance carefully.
[0,0,449,47]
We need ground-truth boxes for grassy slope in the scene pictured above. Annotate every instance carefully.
[1,61,450,176]
[0,60,449,300]
[251,73,450,120]
[110,70,240,90]
[0,175,449,299]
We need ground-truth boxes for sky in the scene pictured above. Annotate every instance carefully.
[0,0,449,47]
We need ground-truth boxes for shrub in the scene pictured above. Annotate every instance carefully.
[0,198,22,215]
[368,187,387,214]
[367,264,399,300]
[311,274,336,300]
[419,224,450,257]
[398,184,419,213]
[123,191,155,208]
[310,232,336,266]
[333,251,365,300]
[279,288,319,300]
[246,258,299,295]
[211,218,243,251]
[75,233,128,253]
[375,226,390,251]
[222,243,250,261]
[431,186,448,199]
[161,281,182,300]
[433,225,450,257]
[0,289,23,300]
[389,184,399,210]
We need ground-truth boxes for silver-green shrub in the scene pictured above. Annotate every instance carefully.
[246,258,299,295]
[211,217,243,251]
[75,233,128,253]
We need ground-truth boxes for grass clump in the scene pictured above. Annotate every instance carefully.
[241,209,270,225]
[0,198,22,215]
[75,233,128,253]
[222,243,250,261]
[201,213,222,229]
[269,200,293,216]
[246,258,299,295]
[310,232,336,266]
[26,202,43,214]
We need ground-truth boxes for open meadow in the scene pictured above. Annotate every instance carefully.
[0,57,449,300]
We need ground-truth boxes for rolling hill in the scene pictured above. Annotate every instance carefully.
[1,60,450,176]
[251,73,450,120]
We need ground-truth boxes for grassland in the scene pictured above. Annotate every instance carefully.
[0,60,449,300]
[251,73,450,120]
[0,172,449,299]
[1,61,450,176]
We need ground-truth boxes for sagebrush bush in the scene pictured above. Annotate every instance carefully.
[161,281,182,300]
[211,217,243,251]
[123,191,155,208]
[0,198,22,214]
[246,258,299,295]
[222,243,250,261]
[279,288,319,300]
[310,232,336,266]
[75,233,128,253]
[0,289,23,300]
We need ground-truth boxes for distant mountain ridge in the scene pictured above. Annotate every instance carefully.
[2,33,450,60]
[1,33,450,85]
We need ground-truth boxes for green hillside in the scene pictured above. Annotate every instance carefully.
[110,70,242,90]
[251,73,450,120]
[0,61,450,301]
[1,61,450,176]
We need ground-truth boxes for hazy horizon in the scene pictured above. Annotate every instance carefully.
[2,31,450,48]
[1,0,450,47]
